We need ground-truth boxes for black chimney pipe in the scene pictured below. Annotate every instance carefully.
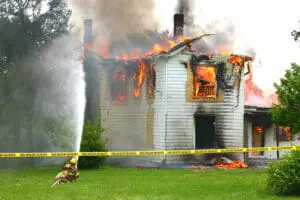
[173,14,184,40]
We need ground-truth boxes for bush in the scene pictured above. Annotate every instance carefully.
[78,115,107,169]
[267,150,300,196]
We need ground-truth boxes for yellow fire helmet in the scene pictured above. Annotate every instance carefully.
[70,157,78,164]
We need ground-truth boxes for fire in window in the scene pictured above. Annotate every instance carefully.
[278,126,292,142]
[252,125,264,156]
[147,62,155,99]
[132,59,147,99]
[193,65,217,98]
[111,66,127,102]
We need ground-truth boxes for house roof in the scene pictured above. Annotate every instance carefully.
[244,105,270,114]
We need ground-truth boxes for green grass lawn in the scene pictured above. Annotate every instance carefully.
[0,167,298,200]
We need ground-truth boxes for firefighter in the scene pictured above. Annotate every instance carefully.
[64,157,80,182]
[53,157,80,186]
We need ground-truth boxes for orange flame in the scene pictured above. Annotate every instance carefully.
[253,125,263,134]
[85,34,196,61]
[133,59,147,98]
[219,44,233,55]
[279,126,292,141]
[214,160,248,169]
[244,64,278,108]
[194,66,216,98]
[117,94,125,101]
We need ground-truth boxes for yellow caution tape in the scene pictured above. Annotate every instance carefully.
[0,146,299,158]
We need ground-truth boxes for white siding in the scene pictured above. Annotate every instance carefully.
[99,68,149,151]
[157,52,245,161]
[152,57,168,151]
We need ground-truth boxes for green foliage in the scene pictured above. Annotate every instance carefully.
[267,150,300,196]
[0,0,72,152]
[0,0,71,75]
[270,63,300,134]
[292,21,300,42]
[78,115,107,169]
[45,118,75,151]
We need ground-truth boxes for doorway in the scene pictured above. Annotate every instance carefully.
[195,115,216,149]
[252,124,264,156]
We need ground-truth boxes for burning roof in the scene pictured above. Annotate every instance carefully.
[83,15,277,108]
[244,66,278,108]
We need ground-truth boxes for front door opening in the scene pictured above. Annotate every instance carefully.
[195,115,216,149]
[252,124,264,156]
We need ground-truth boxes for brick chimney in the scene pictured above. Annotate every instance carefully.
[173,14,184,40]
[83,18,98,122]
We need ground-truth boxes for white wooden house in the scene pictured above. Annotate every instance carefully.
[83,17,299,166]
[96,44,251,165]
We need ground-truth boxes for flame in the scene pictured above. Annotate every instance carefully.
[85,34,196,61]
[117,94,125,101]
[113,72,126,81]
[214,160,248,169]
[112,71,126,102]
[194,66,216,97]
[252,125,264,156]
[253,125,263,134]
[279,126,292,141]
[85,34,262,102]
[244,64,278,108]
[133,59,147,98]
[219,44,233,55]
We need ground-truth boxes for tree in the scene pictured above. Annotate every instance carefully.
[0,0,71,75]
[291,22,300,42]
[79,112,107,169]
[0,0,72,167]
[270,63,300,134]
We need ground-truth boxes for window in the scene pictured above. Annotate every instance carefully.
[132,60,147,100]
[278,126,292,142]
[147,63,155,99]
[193,65,217,99]
[111,65,127,102]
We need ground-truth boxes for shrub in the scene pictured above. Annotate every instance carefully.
[78,114,107,169]
[267,150,300,196]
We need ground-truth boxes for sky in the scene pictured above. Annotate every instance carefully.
[154,0,300,93]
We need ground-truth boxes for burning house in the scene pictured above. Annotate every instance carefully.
[243,73,300,163]
[83,14,299,166]
[83,14,254,166]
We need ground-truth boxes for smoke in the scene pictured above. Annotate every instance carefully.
[0,35,86,168]
[69,0,159,39]
[176,0,195,25]
[175,0,238,53]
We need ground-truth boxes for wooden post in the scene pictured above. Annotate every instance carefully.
[275,124,279,159]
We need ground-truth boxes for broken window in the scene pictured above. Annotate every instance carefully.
[111,65,127,102]
[132,59,147,100]
[278,126,292,142]
[193,65,217,99]
[147,63,155,99]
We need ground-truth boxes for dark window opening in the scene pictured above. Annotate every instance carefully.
[147,63,155,99]
[278,126,292,142]
[111,66,127,102]
[195,115,216,149]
